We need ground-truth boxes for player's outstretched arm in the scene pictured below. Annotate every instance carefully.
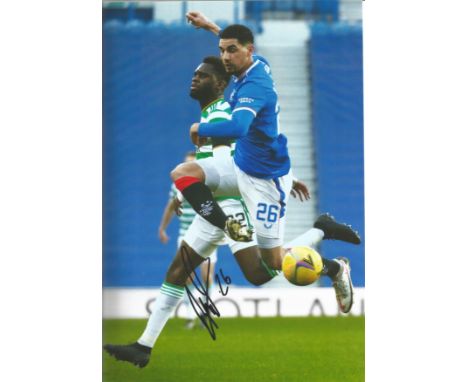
[195,109,255,142]
[186,11,221,36]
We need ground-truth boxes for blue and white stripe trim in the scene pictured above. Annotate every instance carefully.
[273,178,286,218]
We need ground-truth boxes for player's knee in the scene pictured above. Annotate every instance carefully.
[165,260,189,285]
[248,277,264,286]
[242,271,264,286]
[165,268,185,285]
[170,162,205,183]
[260,248,283,270]
[170,164,185,182]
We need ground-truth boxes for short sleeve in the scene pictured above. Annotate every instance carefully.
[169,184,177,200]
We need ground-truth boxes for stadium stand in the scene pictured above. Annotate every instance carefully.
[103,18,364,288]
[103,2,154,23]
[104,22,218,287]
[309,22,364,286]
[245,0,338,22]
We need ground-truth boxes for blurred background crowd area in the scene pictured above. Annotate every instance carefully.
[103,1,364,289]
[103,1,361,27]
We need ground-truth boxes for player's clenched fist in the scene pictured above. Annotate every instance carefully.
[186,11,209,29]
[186,11,220,35]
[190,123,207,147]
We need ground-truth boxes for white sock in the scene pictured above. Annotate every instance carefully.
[183,284,197,320]
[138,281,184,348]
[284,227,325,248]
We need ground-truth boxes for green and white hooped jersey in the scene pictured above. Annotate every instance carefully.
[169,184,196,238]
[196,98,241,204]
[196,98,235,160]
[170,98,249,239]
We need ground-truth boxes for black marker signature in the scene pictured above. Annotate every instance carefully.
[181,247,228,340]
[215,268,231,296]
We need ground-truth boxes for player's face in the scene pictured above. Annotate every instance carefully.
[189,63,217,100]
[219,39,253,76]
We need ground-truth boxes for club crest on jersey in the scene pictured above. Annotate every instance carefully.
[200,201,214,216]
[230,89,237,102]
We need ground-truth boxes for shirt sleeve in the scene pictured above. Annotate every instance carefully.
[198,81,265,138]
[199,103,236,142]
[198,109,255,138]
[169,184,177,200]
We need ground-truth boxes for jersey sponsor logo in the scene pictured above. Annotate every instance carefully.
[238,97,254,104]
[263,223,273,229]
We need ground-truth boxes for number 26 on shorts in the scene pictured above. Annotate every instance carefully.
[256,203,279,223]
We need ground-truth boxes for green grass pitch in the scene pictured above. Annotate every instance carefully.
[103,316,364,382]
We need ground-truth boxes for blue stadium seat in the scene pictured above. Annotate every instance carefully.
[103,5,154,23]
[295,0,314,14]
[274,0,295,12]
[103,21,364,288]
[308,22,364,287]
[315,0,338,21]
[103,24,229,287]
[125,19,145,29]
[103,19,125,31]
[244,0,338,20]
[260,1,273,11]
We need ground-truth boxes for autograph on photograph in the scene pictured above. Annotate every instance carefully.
[181,247,232,340]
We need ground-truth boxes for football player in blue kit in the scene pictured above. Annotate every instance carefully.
[104,28,361,368]
[176,11,360,314]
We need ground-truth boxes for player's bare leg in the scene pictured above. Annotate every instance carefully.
[171,162,253,242]
[233,247,276,286]
[164,241,206,285]
[104,242,206,367]
[200,256,215,288]
[186,254,216,329]
[171,161,206,183]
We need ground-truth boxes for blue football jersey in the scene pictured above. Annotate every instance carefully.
[229,58,290,179]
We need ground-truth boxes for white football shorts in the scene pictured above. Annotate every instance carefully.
[183,198,257,258]
[196,148,293,249]
[234,164,293,249]
[195,147,241,199]
[178,235,218,263]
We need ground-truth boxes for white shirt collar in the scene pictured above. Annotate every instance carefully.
[233,59,260,83]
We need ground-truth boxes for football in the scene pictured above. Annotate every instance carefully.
[282,246,323,286]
